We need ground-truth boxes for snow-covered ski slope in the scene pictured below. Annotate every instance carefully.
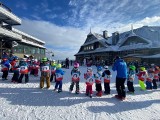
[0,66,160,120]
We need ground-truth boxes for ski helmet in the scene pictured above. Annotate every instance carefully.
[140,67,145,71]
[87,67,92,71]
[42,57,47,62]
[74,63,79,68]
[97,66,103,71]
[56,63,62,69]
[129,65,136,70]
[104,66,109,69]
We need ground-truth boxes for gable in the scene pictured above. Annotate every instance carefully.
[120,36,149,47]
[84,34,97,43]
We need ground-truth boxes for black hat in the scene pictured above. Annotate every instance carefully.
[116,56,120,59]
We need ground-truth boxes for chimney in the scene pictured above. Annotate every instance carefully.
[112,31,119,45]
[103,30,108,39]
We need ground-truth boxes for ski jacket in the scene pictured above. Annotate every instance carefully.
[71,68,81,82]
[128,69,135,82]
[94,71,103,84]
[102,70,112,83]
[112,59,127,78]
[84,71,94,86]
[153,70,159,79]
[137,70,148,81]
[55,68,64,81]
[1,60,10,71]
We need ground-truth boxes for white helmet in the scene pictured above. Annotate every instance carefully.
[34,59,38,62]
[87,67,92,71]
[104,65,109,69]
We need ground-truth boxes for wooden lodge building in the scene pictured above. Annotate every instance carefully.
[75,26,160,65]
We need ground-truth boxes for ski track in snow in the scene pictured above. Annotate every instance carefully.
[0,66,160,120]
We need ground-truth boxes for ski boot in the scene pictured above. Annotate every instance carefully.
[75,90,79,94]
[96,91,102,97]
[58,89,62,93]
[90,94,92,98]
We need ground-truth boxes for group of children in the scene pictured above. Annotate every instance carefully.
[39,59,112,97]
[1,57,33,83]
[70,63,112,98]
[126,64,160,95]
[1,56,160,98]
[55,62,160,98]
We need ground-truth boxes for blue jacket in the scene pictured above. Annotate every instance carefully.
[1,60,10,69]
[112,59,127,78]
[55,68,64,75]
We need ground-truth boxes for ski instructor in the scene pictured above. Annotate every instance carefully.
[112,56,128,100]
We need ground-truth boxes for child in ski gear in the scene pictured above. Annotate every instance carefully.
[137,67,148,90]
[152,66,160,89]
[69,62,81,94]
[84,67,94,98]
[33,59,40,76]
[102,66,112,94]
[18,58,29,83]
[94,66,103,97]
[54,64,65,92]
[40,57,50,88]
[11,57,20,83]
[1,57,11,80]
[50,60,57,82]
[146,65,154,90]
[127,65,136,93]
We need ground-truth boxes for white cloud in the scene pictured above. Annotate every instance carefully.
[16,18,87,60]
[14,0,160,60]
[15,15,160,60]
[16,1,28,10]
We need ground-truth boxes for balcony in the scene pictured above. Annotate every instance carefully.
[0,27,22,41]
[0,3,21,25]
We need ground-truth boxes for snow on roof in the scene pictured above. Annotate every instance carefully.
[77,26,160,55]
[82,32,108,47]
[141,54,160,58]
[124,53,160,59]
[12,28,45,44]
[21,39,46,49]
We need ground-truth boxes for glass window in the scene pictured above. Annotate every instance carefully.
[32,49,36,54]
[37,48,40,54]
[41,49,45,54]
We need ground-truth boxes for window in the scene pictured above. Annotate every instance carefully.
[91,46,93,49]
[41,49,45,54]
[37,48,40,54]
[32,49,36,54]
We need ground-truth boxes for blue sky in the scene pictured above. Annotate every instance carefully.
[1,0,160,60]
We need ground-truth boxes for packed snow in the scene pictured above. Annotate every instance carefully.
[0,66,160,120]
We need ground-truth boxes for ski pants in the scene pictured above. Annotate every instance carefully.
[86,85,93,95]
[40,76,50,88]
[146,81,152,89]
[50,74,56,82]
[2,70,8,79]
[104,82,110,94]
[55,80,62,91]
[12,71,19,82]
[116,77,126,98]
[18,74,29,83]
[70,81,79,92]
[139,80,146,90]
[127,81,135,92]
[95,83,102,92]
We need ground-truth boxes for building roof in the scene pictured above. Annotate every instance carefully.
[75,26,160,56]
[12,28,45,44]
